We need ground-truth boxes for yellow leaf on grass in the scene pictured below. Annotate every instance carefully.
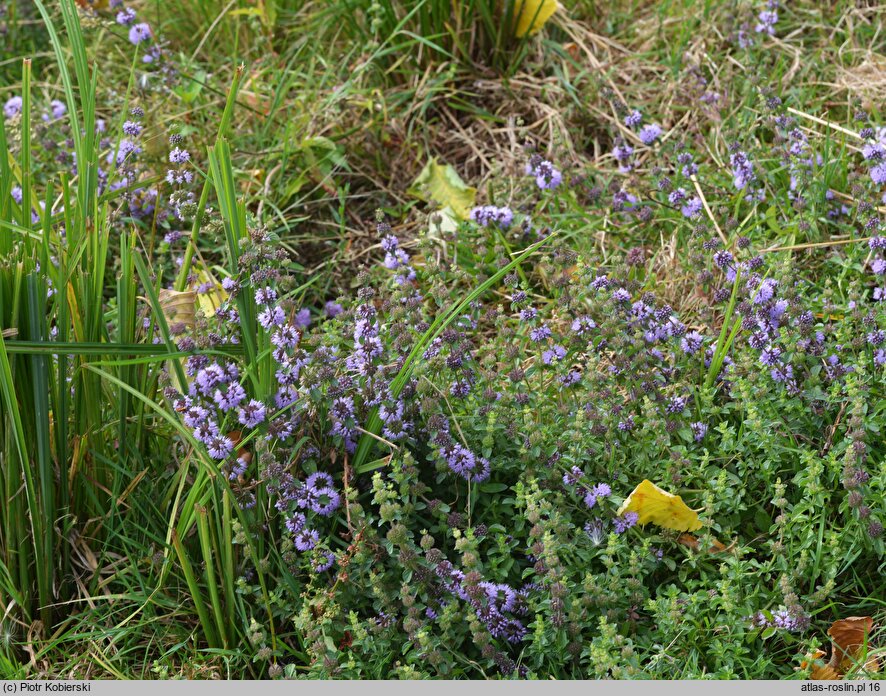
[408,158,476,220]
[194,269,228,317]
[158,289,197,330]
[617,479,703,532]
[513,0,560,38]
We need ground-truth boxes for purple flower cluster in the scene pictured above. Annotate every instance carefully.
[469,205,514,229]
[613,511,639,534]
[750,605,810,633]
[380,230,416,285]
[442,442,490,483]
[729,150,755,190]
[638,123,663,146]
[525,156,562,190]
[434,561,529,643]
[271,470,342,554]
[754,1,779,35]
[862,129,886,187]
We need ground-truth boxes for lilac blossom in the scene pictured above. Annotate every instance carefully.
[624,110,642,128]
[638,123,662,145]
[469,205,514,229]
[128,22,152,44]
[3,96,22,119]
[526,158,562,190]
[613,512,639,534]
[729,150,755,190]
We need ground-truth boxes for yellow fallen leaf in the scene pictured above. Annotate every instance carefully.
[513,0,560,38]
[617,480,703,532]
[408,158,476,220]
[158,289,196,330]
[194,269,229,317]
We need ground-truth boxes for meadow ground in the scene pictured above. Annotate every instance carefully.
[0,0,885,680]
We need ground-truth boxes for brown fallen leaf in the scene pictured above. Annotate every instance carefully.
[677,533,729,553]
[828,616,878,674]
[801,649,840,680]
[800,650,840,681]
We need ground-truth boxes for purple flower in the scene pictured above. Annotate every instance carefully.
[542,345,567,364]
[258,306,286,329]
[443,444,490,483]
[730,151,754,190]
[526,159,562,190]
[128,22,152,45]
[691,422,708,442]
[3,96,22,119]
[638,124,662,145]
[311,487,341,516]
[713,249,734,271]
[294,309,311,328]
[667,396,688,414]
[862,143,886,161]
[681,197,702,218]
[285,513,306,534]
[325,301,344,317]
[612,288,631,303]
[753,278,778,304]
[571,316,596,334]
[237,399,267,428]
[529,324,552,342]
[624,110,642,128]
[169,147,190,164]
[214,382,246,411]
[206,435,234,460]
[193,420,220,444]
[755,10,778,34]
[306,472,334,490]
[255,286,277,305]
[562,466,583,486]
[871,163,886,185]
[613,512,639,534]
[469,205,514,229]
[116,7,137,25]
[48,100,66,120]
[271,325,299,349]
[681,331,704,354]
[312,551,336,573]
[294,528,319,552]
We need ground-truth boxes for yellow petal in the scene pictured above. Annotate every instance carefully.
[513,0,560,38]
[617,479,702,532]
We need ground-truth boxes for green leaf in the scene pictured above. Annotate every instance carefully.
[408,158,476,219]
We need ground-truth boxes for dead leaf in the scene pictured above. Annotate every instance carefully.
[828,616,877,674]
[801,649,840,680]
[617,479,703,532]
[408,158,476,220]
[677,534,728,553]
[158,289,197,329]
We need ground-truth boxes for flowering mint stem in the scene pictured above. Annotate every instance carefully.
[351,231,557,474]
